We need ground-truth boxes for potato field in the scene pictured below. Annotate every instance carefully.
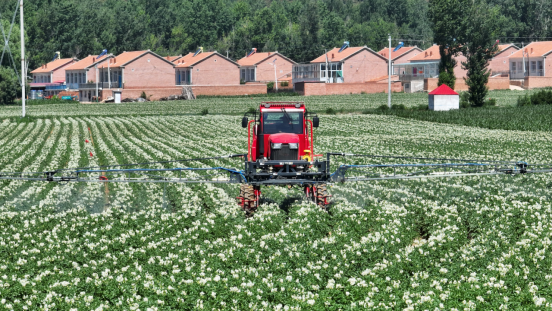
[1,97,552,310]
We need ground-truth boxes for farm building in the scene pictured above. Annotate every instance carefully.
[237,51,296,83]
[428,84,459,111]
[174,51,240,85]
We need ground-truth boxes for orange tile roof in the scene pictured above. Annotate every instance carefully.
[31,58,75,73]
[174,52,217,68]
[498,44,511,51]
[311,47,373,63]
[237,52,296,66]
[166,55,183,62]
[509,41,552,58]
[409,45,441,61]
[64,55,100,71]
[376,46,420,61]
[98,51,148,69]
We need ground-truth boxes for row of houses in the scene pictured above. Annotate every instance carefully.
[29,41,552,100]
[30,49,297,101]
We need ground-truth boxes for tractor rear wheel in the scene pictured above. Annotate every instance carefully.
[238,184,258,216]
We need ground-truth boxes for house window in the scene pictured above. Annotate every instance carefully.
[511,62,516,72]
[320,62,343,82]
[241,69,246,81]
[531,61,536,72]
[249,68,255,81]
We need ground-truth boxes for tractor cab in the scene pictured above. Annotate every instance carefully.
[242,102,319,163]
[239,102,329,213]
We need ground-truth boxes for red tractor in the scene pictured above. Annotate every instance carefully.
[237,102,330,214]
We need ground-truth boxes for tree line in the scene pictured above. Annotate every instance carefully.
[1,0,552,105]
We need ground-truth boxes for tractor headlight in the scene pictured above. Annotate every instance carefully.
[271,143,282,149]
[288,143,299,149]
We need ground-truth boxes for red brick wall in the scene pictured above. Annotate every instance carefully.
[122,55,175,88]
[255,55,294,83]
[300,82,402,96]
[193,55,240,85]
[425,77,510,92]
[102,85,266,100]
[524,76,552,89]
[489,46,518,73]
[343,50,388,83]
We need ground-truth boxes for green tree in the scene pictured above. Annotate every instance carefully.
[0,66,18,105]
[429,0,467,89]
[460,0,500,107]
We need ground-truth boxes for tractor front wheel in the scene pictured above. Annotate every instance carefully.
[304,184,331,210]
[237,184,260,216]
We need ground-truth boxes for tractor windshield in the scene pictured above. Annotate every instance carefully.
[262,112,303,134]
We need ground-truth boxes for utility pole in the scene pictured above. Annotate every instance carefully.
[20,0,25,117]
[324,49,329,83]
[108,59,111,89]
[388,34,391,109]
[274,60,278,92]
[95,64,98,101]
[522,42,525,78]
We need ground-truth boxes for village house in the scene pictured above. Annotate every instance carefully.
[237,51,296,83]
[30,58,75,84]
[508,41,552,79]
[174,51,240,85]
[30,58,76,97]
[74,50,175,101]
[304,46,389,83]
[64,54,113,94]
[489,44,519,76]
[377,46,423,65]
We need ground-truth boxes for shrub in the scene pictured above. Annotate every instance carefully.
[391,104,406,110]
[247,107,256,114]
[0,67,18,105]
[485,98,497,106]
[459,92,471,108]
[325,107,336,115]
[240,79,246,85]
[517,94,531,107]
[140,91,147,99]
[516,89,552,107]
[267,82,274,91]
[280,81,289,87]
[377,104,389,111]
[200,108,209,116]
